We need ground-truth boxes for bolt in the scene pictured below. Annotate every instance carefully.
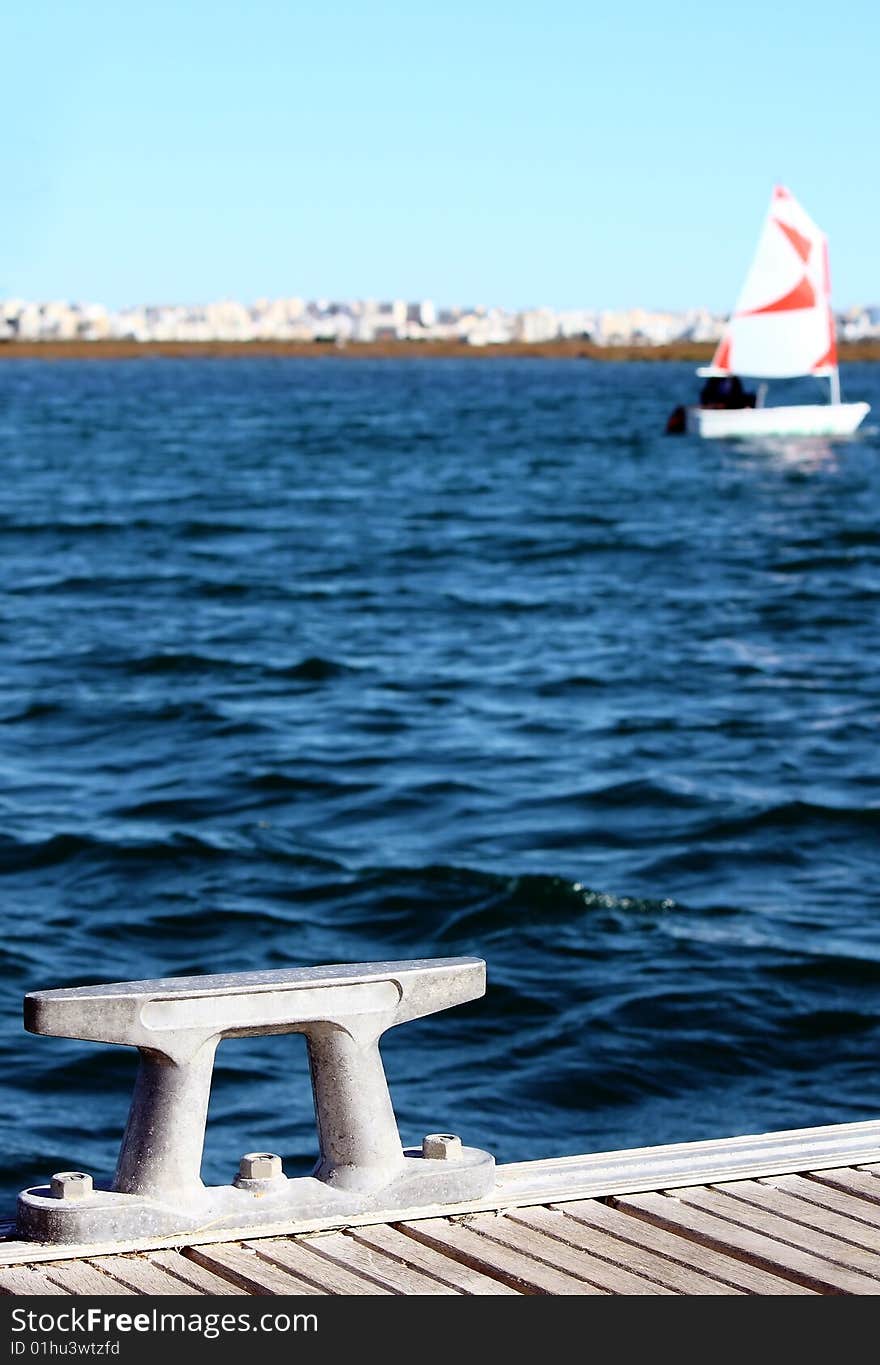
[50,1171,93,1201]
[238,1152,282,1181]
[422,1133,463,1161]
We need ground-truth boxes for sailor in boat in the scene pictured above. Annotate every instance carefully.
[697,374,756,411]
[666,374,756,433]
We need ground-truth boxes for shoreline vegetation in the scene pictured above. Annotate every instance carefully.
[1,339,879,362]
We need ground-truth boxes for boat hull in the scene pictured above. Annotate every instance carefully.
[686,402,870,440]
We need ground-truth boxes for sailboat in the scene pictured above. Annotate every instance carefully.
[679,186,870,439]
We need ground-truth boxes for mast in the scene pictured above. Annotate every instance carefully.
[821,233,841,407]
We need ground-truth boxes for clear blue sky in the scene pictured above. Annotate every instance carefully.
[4,1,878,311]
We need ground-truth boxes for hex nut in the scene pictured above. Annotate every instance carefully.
[50,1172,93,1201]
[422,1133,463,1161]
[238,1152,282,1181]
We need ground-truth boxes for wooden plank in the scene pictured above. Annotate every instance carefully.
[350,1223,521,1295]
[287,1231,461,1295]
[0,1265,70,1295]
[39,1262,138,1295]
[756,1174,880,1230]
[515,1205,742,1294]
[145,1249,250,1295]
[808,1169,880,1205]
[88,1254,206,1295]
[463,1212,673,1294]
[186,1244,327,1296]
[671,1184,880,1270]
[553,1199,815,1294]
[616,1191,880,1294]
[243,1238,393,1295]
[398,1217,608,1294]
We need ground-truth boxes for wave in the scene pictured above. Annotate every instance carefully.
[120,651,244,676]
[695,798,880,839]
[0,701,65,724]
[269,655,357,682]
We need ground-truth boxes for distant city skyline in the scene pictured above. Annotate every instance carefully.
[4,3,878,311]
[5,295,878,348]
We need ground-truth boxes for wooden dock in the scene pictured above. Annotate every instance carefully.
[8,960,880,1297]
[3,1160,879,1295]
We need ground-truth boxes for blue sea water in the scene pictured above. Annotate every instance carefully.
[0,356,878,1196]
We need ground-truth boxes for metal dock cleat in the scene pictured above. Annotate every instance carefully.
[17,956,495,1245]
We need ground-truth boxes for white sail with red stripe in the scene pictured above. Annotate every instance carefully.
[707,185,837,379]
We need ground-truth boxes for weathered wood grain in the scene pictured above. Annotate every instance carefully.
[398,1217,607,1294]
[87,1254,205,1295]
[552,1198,816,1294]
[185,1243,327,1295]
[0,1264,69,1294]
[670,1184,880,1271]
[732,1175,880,1241]
[616,1190,880,1294]
[243,1237,393,1295]
[463,1212,673,1294]
[516,1205,741,1294]
[349,1223,520,1294]
[144,1249,250,1295]
[290,1231,461,1294]
[808,1168,880,1205]
[38,1261,137,1295]
[758,1174,880,1227]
